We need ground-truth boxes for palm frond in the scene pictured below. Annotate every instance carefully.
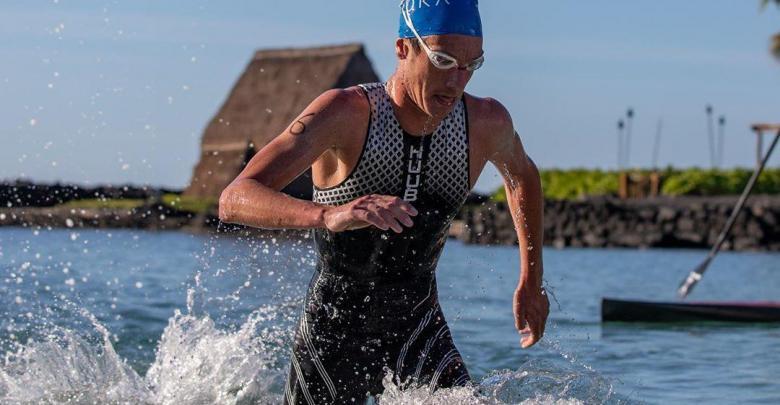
[761,0,780,9]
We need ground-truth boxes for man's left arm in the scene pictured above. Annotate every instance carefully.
[487,111,550,349]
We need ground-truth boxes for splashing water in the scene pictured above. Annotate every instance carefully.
[0,307,152,404]
[378,359,625,405]
[0,230,633,404]
[0,300,630,404]
[0,294,294,404]
[1,302,628,404]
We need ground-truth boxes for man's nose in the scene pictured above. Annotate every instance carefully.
[445,68,471,89]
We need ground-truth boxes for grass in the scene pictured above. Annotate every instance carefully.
[160,193,217,214]
[60,198,145,210]
[490,167,780,201]
[58,193,217,214]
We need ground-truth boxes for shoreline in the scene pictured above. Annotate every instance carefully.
[2,194,778,251]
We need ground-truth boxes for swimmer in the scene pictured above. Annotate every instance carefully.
[218,1,549,403]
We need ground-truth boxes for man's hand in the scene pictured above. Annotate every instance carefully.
[513,283,550,348]
[323,194,418,233]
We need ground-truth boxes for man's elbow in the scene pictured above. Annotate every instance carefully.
[525,155,540,178]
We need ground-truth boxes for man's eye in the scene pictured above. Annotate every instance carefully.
[432,54,453,66]
[467,60,484,71]
[467,56,485,71]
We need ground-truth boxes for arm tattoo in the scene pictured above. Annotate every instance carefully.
[290,113,316,135]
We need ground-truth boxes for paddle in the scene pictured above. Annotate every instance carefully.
[678,126,780,298]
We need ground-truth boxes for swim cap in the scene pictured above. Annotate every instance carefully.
[398,0,482,39]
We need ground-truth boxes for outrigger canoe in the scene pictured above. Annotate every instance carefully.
[602,298,780,323]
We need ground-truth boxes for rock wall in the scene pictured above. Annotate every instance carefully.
[2,181,779,252]
[0,180,176,207]
[0,204,204,231]
[458,195,780,251]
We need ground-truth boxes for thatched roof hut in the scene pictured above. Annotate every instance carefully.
[184,43,380,200]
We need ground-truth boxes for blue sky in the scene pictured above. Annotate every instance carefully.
[1,0,779,193]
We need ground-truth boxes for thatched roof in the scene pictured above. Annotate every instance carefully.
[184,43,380,199]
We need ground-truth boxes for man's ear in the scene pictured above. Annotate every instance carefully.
[395,38,409,60]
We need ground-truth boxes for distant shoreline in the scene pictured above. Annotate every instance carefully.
[2,180,778,251]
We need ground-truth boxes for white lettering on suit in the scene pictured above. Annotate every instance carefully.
[404,144,424,202]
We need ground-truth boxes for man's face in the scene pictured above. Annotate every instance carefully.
[397,34,484,120]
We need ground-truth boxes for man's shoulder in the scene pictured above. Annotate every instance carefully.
[316,86,370,116]
[464,93,515,148]
[306,86,370,146]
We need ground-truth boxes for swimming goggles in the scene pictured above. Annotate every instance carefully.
[400,2,485,72]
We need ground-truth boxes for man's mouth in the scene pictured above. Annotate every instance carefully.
[434,95,456,107]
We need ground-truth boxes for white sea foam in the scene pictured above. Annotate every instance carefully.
[0,293,628,404]
[378,358,622,405]
[0,285,296,405]
[0,308,152,404]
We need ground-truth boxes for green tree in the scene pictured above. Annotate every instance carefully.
[762,0,780,59]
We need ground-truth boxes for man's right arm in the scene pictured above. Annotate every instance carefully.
[218,88,358,229]
[218,88,418,232]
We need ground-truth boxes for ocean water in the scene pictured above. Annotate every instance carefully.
[0,227,778,404]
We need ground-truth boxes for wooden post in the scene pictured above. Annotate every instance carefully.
[650,172,661,197]
[619,172,629,199]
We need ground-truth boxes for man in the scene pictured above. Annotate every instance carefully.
[218,1,549,403]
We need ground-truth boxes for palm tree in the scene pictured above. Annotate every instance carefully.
[762,0,780,59]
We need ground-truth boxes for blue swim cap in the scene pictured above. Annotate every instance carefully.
[399,0,482,39]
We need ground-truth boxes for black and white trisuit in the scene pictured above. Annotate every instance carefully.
[284,82,473,404]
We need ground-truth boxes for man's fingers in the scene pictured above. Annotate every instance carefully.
[377,195,418,216]
[376,201,415,229]
[385,204,415,227]
[354,208,389,231]
[521,314,542,348]
[521,330,539,349]
[399,202,418,216]
[519,307,548,349]
[376,209,404,233]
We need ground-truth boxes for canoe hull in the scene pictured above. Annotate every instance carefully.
[602,298,780,323]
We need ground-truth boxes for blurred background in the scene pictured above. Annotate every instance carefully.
[2,0,779,193]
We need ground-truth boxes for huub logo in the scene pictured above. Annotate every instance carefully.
[403,144,424,202]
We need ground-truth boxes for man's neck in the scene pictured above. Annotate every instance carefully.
[386,73,445,136]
